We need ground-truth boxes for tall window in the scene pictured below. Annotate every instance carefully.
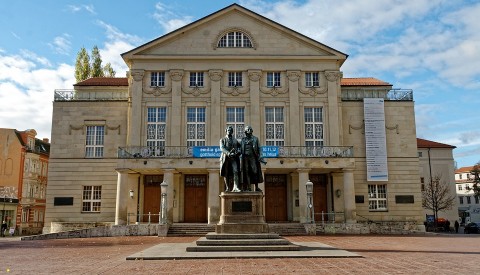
[85,126,104,158]
[304,107,323,148]
[267,72,281,87]
[226,107,245,139]
[228,72,243,87]
[459,196,464,204]
[147,107,167,156]
[187,107,206,147]
[475,196,479,204]
[265,107,284,146]
[150,72,165,87]
[189,72,204,87]
[82,186,101,212]
[218,31,253,48]
[368,184,387,211]
[305,72,319,87]
[467,196,471,204]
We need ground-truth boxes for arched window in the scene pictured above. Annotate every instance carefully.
[218,31,253,48]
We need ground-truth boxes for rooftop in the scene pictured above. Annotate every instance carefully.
[417,138,456,149]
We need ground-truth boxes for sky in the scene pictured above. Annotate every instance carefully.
[0,0,479,168]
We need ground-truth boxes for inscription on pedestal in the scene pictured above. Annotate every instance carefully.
[232,201,252,212]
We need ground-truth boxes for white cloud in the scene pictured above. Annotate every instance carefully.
[67,4,96,15]
[48,34,72,56]
[153,2,193,33]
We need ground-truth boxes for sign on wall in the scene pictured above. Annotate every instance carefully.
[364,98,388,181]
[192,146,279,158]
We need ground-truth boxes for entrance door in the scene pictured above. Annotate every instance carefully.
[310,174,328,222]
[265,174,288,222]
[184,175,207,223]
[143,175,163,223]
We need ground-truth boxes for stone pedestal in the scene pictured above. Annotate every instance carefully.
[216,192,268,234]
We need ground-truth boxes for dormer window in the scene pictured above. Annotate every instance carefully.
[218,31,253,48]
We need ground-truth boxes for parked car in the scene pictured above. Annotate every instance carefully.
[464,222,480,234]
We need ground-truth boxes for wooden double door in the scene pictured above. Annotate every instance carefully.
[311,174,328,221]
[265,175,288,222]
[184,175,207,223]
[143,175,163,223]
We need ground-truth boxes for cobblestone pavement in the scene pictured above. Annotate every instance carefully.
[0,233,479,274]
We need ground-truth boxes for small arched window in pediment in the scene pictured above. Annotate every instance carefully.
[218,31,253,48]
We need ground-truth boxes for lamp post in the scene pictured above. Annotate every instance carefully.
[159,181,168,225]
[306,180,314,223]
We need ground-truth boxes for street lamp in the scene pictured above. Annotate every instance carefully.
[306,180,314,223]
[159,181,168,225]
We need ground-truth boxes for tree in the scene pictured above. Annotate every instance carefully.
[470,162,480,198]
[422,174,456,228]
[74,47,90,82]
[74,45,116,82]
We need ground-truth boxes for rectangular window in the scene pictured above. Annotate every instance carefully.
[304,107,323,151]
[475,196,479,204]
[150,72,165,87]
[265,107,284,146]
[189,72,204,87]
[85,126,104,158]
[82,186,102,212]
[467,196,471,204]
[418,152,423,157]
[305,72,319,87]
[187,107,206,147]
[226,107,245,139]
[420,177,425,184]
[459,196,464,204]
[458,185,463,191]
[267,72,281,87]
[368,184,387,211]
[228,72,242,87]
[147,107,167,156]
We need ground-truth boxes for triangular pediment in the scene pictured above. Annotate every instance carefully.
[122,4,347,63]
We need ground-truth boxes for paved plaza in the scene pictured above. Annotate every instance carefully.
[0,233,479,274]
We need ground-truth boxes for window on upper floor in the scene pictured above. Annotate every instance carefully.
[458,185,463,191]
[218,31,253,48]
[147,107,167,156]
[368,184,387,211]
[459,196,464,204]
[418,152,423,157]
[467,174,471,179]
[466,184,470,190]
[467,196,471,204]
[475,196,479,204]
[85,126,104,158]
[228,72,243,87]
[420,177,425,184]
[226,107,245,139]
[459,174,463,179]
[150,72,165,87]
[189,72,204,87]
[304,107,323,149]
[187,107,206,147]
[267,72,281,87]
[82,186,102,212]
[265,107,284,146]
[305,72,319,87]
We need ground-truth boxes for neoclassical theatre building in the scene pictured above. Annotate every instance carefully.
[44,4,424,233]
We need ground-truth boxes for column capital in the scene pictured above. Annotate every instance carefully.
[287,70,301,82]
[325,70,343,82]
[128,69,145,82]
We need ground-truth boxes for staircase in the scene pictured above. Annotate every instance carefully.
[167,223,215,236]
[268,223,307,235]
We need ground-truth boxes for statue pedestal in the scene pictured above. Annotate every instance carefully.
[216,192,269,234]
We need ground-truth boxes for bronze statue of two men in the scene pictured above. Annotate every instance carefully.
[220,125,266,192]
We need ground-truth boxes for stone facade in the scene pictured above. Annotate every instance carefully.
[44,4,425,234]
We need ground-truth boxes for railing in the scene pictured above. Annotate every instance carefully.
[127,212,162,225]
[341,88,413,101]
[118,146,353,159]
[54,89,128,101]
[315,211,345,224]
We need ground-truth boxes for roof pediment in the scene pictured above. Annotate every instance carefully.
[122,4,347,64]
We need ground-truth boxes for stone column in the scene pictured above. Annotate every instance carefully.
[297,168,311,223]
[170,70,183,146]
[325,71,343,146]
[127,70,144,146]
[163,169,176,223]
[343,168,356,223]
[209,70,223,142]
[115,169,130,225]
[248,70,262,134]
[207,169,220,224]
[287,71,301,146]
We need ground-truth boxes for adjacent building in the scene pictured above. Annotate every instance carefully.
[44,4,424,233]
[0,128,50,235]
[455,166,480,223]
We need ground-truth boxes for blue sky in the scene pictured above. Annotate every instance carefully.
[1,0,479,168]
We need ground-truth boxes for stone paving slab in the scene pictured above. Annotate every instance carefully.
[126,240,361,260]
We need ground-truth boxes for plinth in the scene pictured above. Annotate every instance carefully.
[216,192,269,234]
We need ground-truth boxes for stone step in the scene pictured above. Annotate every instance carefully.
[186,244,300,252]
[205,233,280,239]
[196,237,291,246]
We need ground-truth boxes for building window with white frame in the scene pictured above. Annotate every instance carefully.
[368,184,387,211]
[226,107,245,139]
[459,196,464,204]
[187,107,206,147]
[85,125,104,158]
[150,71,165,87]
[267,72,281,87]
[147,107,167,156]
[304,107,323,151]
[458,185,463,191]
[265,107,284,146]
[218,31,253,48]
[467,196,471,204]
[228,72,243,87]
[82,186,101,212]
[189,72,204,87]
[305,72,319,87]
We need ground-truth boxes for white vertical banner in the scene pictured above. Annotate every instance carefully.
[364,98,388,181]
